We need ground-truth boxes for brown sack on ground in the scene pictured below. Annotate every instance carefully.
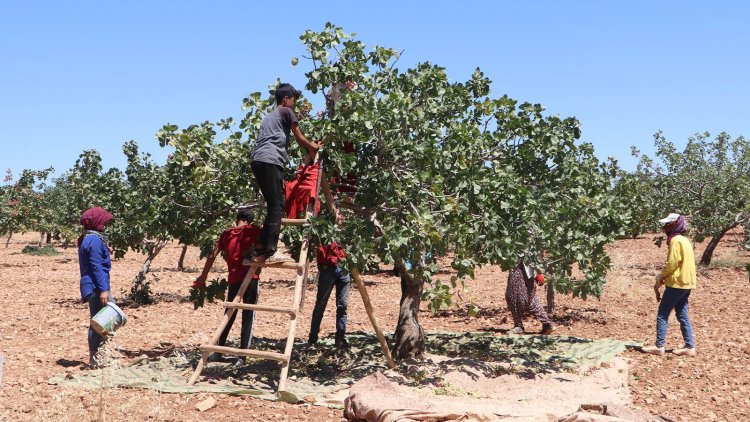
[558,403,673,422]
[344,372,538,422]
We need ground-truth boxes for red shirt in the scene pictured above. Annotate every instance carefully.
[317,242,346,266]
[217,224,262,284]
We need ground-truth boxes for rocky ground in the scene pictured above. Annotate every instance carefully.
[0,229,748,421]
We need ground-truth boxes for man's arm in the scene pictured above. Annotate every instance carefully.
[291,123,321,157]
[194,244,222,287]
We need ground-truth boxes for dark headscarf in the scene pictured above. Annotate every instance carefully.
[666,215,687,245]
[78,207,113,246]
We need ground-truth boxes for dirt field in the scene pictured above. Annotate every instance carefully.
[1,230,748,421]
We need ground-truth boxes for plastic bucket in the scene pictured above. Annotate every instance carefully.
[90,302,127,336]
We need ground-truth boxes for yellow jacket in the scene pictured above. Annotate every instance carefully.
[661,235,696,289]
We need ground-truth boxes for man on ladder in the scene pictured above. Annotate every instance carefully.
[192,208,262,365]
[189,83,395,393]
[248,82,321,265]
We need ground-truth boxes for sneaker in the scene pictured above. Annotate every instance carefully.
[265,250,295,264]
[540,323,555,335]
[508,326,525,335]
[335,336,349,349]
[641,345,665,355]
[673,347,696,356]
[307,336,318,346]
[207,352,225,363]
[248,249,267,265]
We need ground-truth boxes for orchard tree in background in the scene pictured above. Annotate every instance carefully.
[0,168,54,246]
[109,141,173,303]
[632,131,750,265]
[156,119,262,260]
[612,167,662,239]
[47,150,127,246]
[43,145,171,303]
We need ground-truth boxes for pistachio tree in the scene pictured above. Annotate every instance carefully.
[0,168,54,246]
[612,168,662,239]
[154,24,625,358]
[156,119,262,259]
[47,145,170,303]
[296,24,626,357]
[632,131,750,265]
[47,150,128,246]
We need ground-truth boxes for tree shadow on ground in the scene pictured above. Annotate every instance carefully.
[182,333,386,389]
[117,292,190,309]
[56,358,85,368]
[52,297,84,307]
[554,306,609,326]
[425,332,588,375]
[152,267,200,273]
[262,279,296,290]
[117,342,178,359]
[114,332,627,397]
[433,306,508,319]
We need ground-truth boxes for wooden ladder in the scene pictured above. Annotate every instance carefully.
[187,164,322,393]
[187,162,396,396]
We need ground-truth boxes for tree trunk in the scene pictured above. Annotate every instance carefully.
[46,232,52,244]
[177,243,188,271]
[5,234,12,248]
[392,262,425,360]
[131,240,167,304]
[546,281,556,316]
[699,223,738,266]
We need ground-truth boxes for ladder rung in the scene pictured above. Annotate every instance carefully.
[281,218,309,226]
[242,258,304,270]
[199,345,288,363]
[223,302,296,316]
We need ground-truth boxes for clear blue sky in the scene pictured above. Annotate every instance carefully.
[1,1,748,181]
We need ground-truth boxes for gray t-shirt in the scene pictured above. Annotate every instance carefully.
[251,106,298,167]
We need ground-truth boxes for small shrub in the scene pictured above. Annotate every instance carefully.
[21,244,60,256]
[130,278,153,305]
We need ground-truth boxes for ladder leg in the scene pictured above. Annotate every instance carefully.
[278,233,311,392]
[188,351,209,385]
[352,269,397,369]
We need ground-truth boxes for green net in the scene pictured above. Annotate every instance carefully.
[49,332,636,403]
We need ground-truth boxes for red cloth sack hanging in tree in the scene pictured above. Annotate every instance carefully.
[285,163,321,219]
[331,141,358,194]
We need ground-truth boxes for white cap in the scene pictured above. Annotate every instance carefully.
[658,213,680,225]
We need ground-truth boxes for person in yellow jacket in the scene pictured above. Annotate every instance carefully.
[642,213,697,356]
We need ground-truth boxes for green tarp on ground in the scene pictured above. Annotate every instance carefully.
[49,332,637,403]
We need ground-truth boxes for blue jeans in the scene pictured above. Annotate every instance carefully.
[309,265,350,341]
[656,287,695,348]
[88,292,115,364]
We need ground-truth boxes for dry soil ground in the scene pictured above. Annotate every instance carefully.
[0,230,748,421]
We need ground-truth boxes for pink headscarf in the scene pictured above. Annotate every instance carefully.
[80,207,114,231]
[78,207,114,246]
[666,215,687,245]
